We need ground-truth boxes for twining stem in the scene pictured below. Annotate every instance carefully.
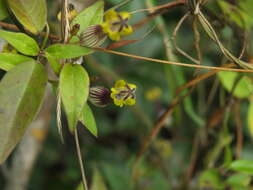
[75,129,89,190]
[95,47,253,73]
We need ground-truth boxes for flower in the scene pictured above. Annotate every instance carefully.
[89,86,111,107]
[110,80,137,107]
[101,9,133,41]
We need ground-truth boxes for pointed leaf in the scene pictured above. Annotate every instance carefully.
[0,61,48,163]
[7,0,47,34]
[45,52,62,74]
[229,160,253,174]
[45,44,92,59]
[0,30,40,56]
[0,0,8,20]
[59,64,89,132]
[0,53,34,71]
[71,1,104,35]
[79,104,97,137]
[218,71,253,99]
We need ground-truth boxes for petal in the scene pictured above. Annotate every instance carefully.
[125,98,136,106]
[108,31,121,41]
[119,11,131,20]
[104,9,118,21]
[120,26,133,36]
[101,22,110,33]
[114,99,124,107]
[128,83,136,89]
[115,80,126,88]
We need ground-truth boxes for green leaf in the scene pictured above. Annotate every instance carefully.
[76,168,108,190]
[218,71,253,99]
[59,64,89,132]
[45,44,92,59]
[226,173,251,187]
[79,104,97,137]
[0,53,34,71]
[0,30,40,56]
[0,0,8,20]
[0,61,47,164]
[229,160,253,174]
[71,1,104,35]
[90,168,108,190]
[45,52,62,74]
[248,99,253,138]
[218,0,253,29]
[7,0,47,34]
[199,169,224,189]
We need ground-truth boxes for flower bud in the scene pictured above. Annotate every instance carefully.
[89,86,111,107]
[70,24,80,36]
[79,25,107,48]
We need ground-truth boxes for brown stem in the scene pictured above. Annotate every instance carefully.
[0,21,60,41]
[234,100,243,159]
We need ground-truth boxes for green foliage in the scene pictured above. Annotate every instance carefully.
[71,0,104,35]
[218,71,253,98]
[0,29,40,56]
[0,0,8,20]
[77,168,108,190]
[0,61,47,163]
[199,169,224,189]
[79,104,97,137]
[1,0,253,189]
[45,44,92,59]
[229,160,253,174]
[218,0,253,29]
[7,0,47,34]
[226,174,251,190]
[44,52,61,74]
[59,64,90,132]
[0,53,34,71]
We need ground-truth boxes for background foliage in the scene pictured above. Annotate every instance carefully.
[1,0,253,190]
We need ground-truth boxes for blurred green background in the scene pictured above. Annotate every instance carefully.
[1,0,253,189]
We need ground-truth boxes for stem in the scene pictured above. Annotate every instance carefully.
[74,129,89,190]
[95,47,253,73]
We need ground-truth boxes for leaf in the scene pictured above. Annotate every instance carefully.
[45,52,62,74]
[71,1,104,35]
[90,168,108,190]
[0,61,47,164]
[229,160,253,174]
[7,0,47,34]
[199,169,224,189]
[59,64,89,132]
[0,0,8,20]
[45,44,92,59]
[218,0,253,29]
[248,99,253,137]
[226,174,251,187]
[0,30,40,56]
[218,71,253,99]
[76,168,108,190]
[79,104,97,137]
[0,53,34,71]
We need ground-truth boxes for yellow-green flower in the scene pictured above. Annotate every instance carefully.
[111,80,137,107]
[101,9,133,41]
